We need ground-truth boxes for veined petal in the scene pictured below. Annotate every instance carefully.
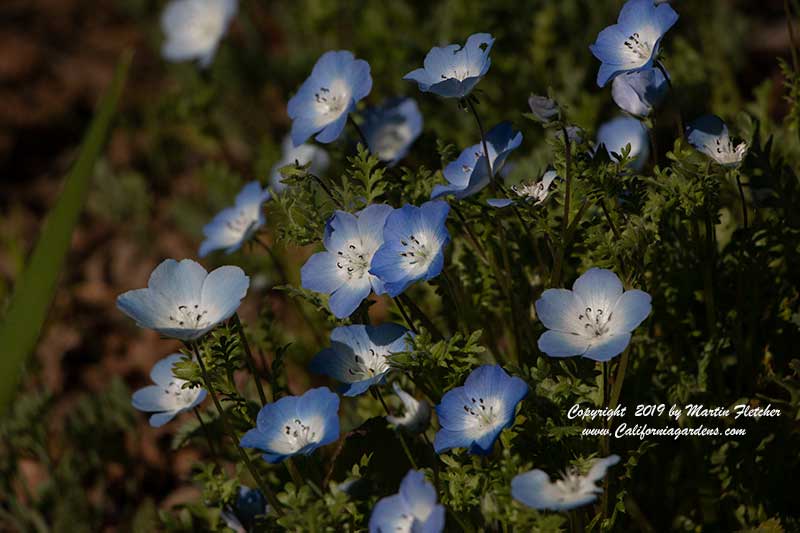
[535,288,585,333]
[200,265,249,323]
[584,333,632,362]
[609,289,652,334]
[538,330,591,358]
[572,268,624,312]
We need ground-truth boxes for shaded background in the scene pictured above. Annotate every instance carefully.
[0,0,798,530]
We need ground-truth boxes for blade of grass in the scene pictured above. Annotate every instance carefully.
[0,50,133,414]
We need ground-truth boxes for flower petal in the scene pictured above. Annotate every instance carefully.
[537,330,591,358]
[584,333,632,362]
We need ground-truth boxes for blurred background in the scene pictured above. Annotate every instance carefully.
[0,0,796,530]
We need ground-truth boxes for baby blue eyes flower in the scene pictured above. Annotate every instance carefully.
[221,485,268,533]
[528,94,560,123]
[611,68,669,117]
[132,353,207,428]
[404,33,495,99]
[288,50,373,147]
[361,98,423,166]
[270,135,330,193]
[596,116,650,171]
[368,470,445,533]
[199,181,270,258]
[310,323,411,397]
[434,365,528,455]
[386,382,431,433]
[239,387,340,464]
[431,122,523,200]
[589,0,679,87]
[535,268,651,362]
[369,201,451,297]
[117,259,249,341]
[301,204,393,318]
[488,170,558,209]
[161,0,238,67]
[686,114,748,168]
[511,455,620,511]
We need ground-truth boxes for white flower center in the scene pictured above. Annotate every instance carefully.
[578,306,613,337]
[373,124,412,161]
[225,209,257,238]
[622,31,654,63]
[511,180,548,203]
[347,347,390,381]
[462,395,499,430]
[162,378,199,409]
[168,304,210,329]
[314,80,350,120]
[553,468,585,499]
[704,138,748,166]
[399,233,437,272]
[282,418,318,450]
[336,242,371,281]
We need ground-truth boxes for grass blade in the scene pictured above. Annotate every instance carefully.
[0,50,133,414]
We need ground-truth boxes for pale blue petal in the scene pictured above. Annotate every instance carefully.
[572,268,624,311]
[487,198,514,208]
[200,265,250,322]
[315,108,351,144]
[148,259,207,304]
[329,277,371,318]
[584,333,631,362]
[301,252,346,294]
[132,385,171,412]
[149,411,178,428]
[610,289,652,334]
[538,330,590,358]
[535,288,584,333]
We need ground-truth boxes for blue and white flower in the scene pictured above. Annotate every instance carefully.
[511,455,620,511]
[589,0,679,87]
[117,259,249,341]
[270,135,330,193]
[386,382,431,433]
[301,205,393,318]
[310,323,412,397]
[686,114,748,168]
[535,268,651,362]
[288,51,372,147]
[488,170,558,209]
[368,470,445,533]
[240,387,340,464]
[199,181,270,257]
[221,486,268,533]
[132,353,207,428]
[404,33,495,99]
[161,0,238,67]
[611,68,669,117]
[528,94,560,123]
[369,201,451,297]
[361,98,423,166]
[434,365,528,455]
[596,116,650,171]
[431,122,523,200]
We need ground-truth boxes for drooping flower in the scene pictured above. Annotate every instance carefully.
[431,122,523,200]
[310,323,411,397]
[434,365,528,455]
[369,201,451,297]
[270,135,330,193]
[131,353,207,428]
[487,170,558,208]
[199,181,270,257]
[221,486,268,533]
[301,205,393,318]
[511,455,621,511]
[386,382,431,433]
[596,116,650,171]
[240,387,340,463]
[686,114,748,168]
[288,51,372,147]
[117,259,249,341]
[368,470,445,533]
[404,33,495,99]
[161,0,238,67]
[589,0,679,87]
[361,98,423,166]
[535,268,651,362]
[611,67,669,117]
[528,94,560,123]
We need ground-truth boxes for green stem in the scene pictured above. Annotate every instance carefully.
[399,294,443,339]
[286,457,305,488]
[465,97,494,182]
[191,343,283,515]
[609,347,630,410]
[193,407,222,470]
[392,296,418,334]
[375,389,418,470]
[734,171,749,229]
[349,115,370,152]
[232,314,269,406]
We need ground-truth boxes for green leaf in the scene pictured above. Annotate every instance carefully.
[0,50,132,414]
